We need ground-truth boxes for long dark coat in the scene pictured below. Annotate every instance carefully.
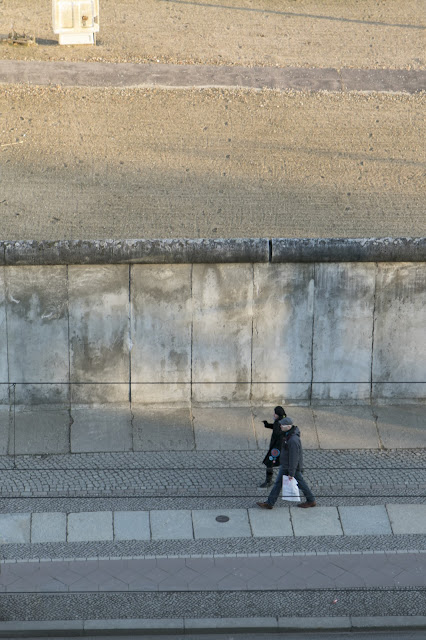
[262,419,285,469]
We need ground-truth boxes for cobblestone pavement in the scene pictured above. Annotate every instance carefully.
[0,451,424,498]
[1,588,425,622]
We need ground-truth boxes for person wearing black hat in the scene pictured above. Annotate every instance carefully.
[258,406,289,488]
[257,418,316,509]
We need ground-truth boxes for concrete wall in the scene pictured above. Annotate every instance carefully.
[0,262,425,406]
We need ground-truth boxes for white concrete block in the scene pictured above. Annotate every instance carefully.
[252,264,314,386]
[192,264,253,401]
[0,513,31,543]
[312,263,375,401]
[192,509,251,539]
[69,265,129,403]
[248,507,293,537]
[150,509,193,540]
[67,511,113,542]
[31,512,67,543]
[5,266,69,404]
[339,505,392,535]
[291,506,343,536]
[373,263,426,400]
[114,511,150,541]
[386,504,426,534]
[131,265,192,384]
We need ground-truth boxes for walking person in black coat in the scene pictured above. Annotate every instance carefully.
[257,418,316,509]
[259,406,292,488]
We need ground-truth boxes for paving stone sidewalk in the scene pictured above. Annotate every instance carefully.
[0,61,425,92]
[1,551,425,593]
[0,504,425,546]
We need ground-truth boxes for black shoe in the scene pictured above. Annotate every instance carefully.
[258,480,272,488]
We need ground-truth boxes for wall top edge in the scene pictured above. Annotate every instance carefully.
[0,238,424,266]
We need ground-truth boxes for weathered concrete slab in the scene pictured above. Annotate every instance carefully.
[373,263,426,401]
[150,509,193,540]
[339,505,392,536]
[67,511,113,542]
[11,406,70,455]
[291,506,343,537]
[192,407,256,451]
[70,404,132,453]
[113,511,150,541]
[252,264,314,404]
[248,507,293,537]
[0,513,31,543]
[192,264,252,404]
[0,269,7,388]
[251,383,311,405]
[68,265,129,403]
[132,406,194,451]
[386,504,426,535]
[0,384,8,405]
[131,383,191,404]
[131,265,192,395]
[4,267,69,404]
[0,405,10,455]
[71,383,128,404]
[313,406,378,449]
[31,512,67,543]
[375,405,426,448]
[192,509,251,539]
[312,263,375,403]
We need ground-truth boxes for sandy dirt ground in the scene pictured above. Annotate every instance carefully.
[1,0,425,70]
[1,85,424,240]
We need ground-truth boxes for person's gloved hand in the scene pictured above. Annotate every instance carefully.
[262,420,268,426]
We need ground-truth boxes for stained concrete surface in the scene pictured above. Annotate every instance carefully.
[1,404,424,453]
[312,406,379,449]
[70,405,132,453]
[192,407,256,451]
[11,407,70,455]
[132,406,194,451]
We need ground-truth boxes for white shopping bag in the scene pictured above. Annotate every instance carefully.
[282,475,301,502]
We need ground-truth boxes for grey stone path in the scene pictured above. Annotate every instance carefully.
[0,504,425,545]
[0,61,425,92]
[1,551,425,593]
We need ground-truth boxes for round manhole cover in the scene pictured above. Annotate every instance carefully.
[215,515,230,523]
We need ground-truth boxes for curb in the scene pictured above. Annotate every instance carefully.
[0,616,425,637]
[1,237,425,265]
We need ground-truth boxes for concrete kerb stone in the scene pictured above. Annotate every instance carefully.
[0,616,425,637]
[1,237,425,266]
[271,237,426,263]
[3,238,270,266]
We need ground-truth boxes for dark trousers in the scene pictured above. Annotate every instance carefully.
[267,465,315,506]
